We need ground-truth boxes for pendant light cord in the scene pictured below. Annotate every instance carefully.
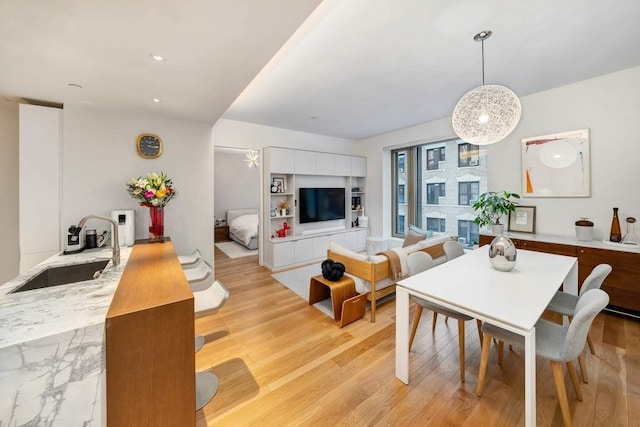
[481,38,485,86]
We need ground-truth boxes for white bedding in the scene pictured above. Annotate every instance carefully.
[229,214,258,245]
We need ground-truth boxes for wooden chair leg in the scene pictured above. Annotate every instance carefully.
[370,292,376,323]
[445,316,449,323]
[476,333,492,397]
[587,333,596,355]
[475,319,483,346]
[577,354,589,384]
[498,340,504,366]
[409,306,423,351]
[458,320,465,383]
[550,361,572,427]
[566,360,583,401]
[431,312,438,332]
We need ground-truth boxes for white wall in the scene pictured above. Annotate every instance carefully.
[62,105,215,269]
[0,101,19,283]
[359,66,640,240]
[19,104,62,272]
[214,148,260,219]
[213,118,356,153]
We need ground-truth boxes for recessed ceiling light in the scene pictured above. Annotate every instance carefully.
[152,98,161,103]
[310,115,318,119]
[149,54,166,62]
[68,83,83,89]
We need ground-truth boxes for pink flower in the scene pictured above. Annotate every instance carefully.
[144,190,155,198]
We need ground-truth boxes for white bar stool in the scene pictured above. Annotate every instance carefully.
[184,260,213,284]
[194,280,230,411]
[179,249,202,267]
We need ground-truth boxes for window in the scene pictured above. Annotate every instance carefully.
[426,183,445,204]
[458,143,479,167]
[458,220,479,246]
[426,147,445,170]
[391,138,487,238]
[459,181,479,206]
[427,217,446,232]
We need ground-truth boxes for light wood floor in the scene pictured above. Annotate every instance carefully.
[195,248,640,426]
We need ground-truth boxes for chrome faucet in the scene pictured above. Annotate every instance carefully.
[72,215,120,266]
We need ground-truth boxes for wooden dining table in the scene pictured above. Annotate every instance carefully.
[395,245,578,427]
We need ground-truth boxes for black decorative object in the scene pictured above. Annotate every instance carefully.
[321,259,345,281]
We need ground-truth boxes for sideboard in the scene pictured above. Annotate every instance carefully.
[479,233,640,318]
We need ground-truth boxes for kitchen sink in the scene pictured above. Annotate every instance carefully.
[11,260,110,293]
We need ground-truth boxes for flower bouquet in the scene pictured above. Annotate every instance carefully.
[126,172,177,242]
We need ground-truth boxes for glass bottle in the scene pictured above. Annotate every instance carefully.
[622,217,639,245]
[609,207,622,242]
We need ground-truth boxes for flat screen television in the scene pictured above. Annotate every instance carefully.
[299,187,346,223]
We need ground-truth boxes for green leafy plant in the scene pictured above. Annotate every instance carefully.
[472,191,520,227]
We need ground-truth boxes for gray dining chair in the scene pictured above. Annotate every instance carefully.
[546,263,612,357]
[476,289,609,427]
[443,240,465,261]
[407,251,482,383]
[194,280,230,411]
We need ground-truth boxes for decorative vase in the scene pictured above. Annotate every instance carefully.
[491,224,504,235]
[610,207,622,242]
[281,209,287,217]
[489,235,517,272]
[149,206,165,242]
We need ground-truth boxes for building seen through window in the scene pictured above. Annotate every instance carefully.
[392,139,487,247]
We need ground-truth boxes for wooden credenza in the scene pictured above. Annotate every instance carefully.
[479,233,640,317]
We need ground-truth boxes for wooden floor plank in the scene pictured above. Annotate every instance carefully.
[194,248,637,426]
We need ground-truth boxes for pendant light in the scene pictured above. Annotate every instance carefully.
[452,31,521,145]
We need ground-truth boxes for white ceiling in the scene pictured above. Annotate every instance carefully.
[224,0,640,139]
[0,0,322,123]
[2,1,639,140]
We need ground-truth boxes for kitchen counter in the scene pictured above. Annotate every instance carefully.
[0,247,133,426]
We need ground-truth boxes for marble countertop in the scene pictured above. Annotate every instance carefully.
[0,247,133,348]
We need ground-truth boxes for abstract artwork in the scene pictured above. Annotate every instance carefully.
[521,129,590,197]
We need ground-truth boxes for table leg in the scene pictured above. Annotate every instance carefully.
[395,287,409,384]
[524,327,536,427]
[564,262,578,295]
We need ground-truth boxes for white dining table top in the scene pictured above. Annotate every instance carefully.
[397,245,577,332]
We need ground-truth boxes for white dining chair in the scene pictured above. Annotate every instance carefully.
[443,240,465,261]
[476,289,609,427]
[407,251,482,383]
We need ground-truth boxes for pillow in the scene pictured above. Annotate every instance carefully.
[402,229,426,248]
[409,224,434,238]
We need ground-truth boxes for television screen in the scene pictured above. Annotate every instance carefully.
[299,188,346,223]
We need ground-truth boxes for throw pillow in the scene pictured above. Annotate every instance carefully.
[409,224,434,238]
[402,229,426,248]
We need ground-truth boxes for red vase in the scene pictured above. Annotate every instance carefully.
[149,206,165,242]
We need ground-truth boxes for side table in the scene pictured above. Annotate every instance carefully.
[309,275,366,327]
[214,225,230,242]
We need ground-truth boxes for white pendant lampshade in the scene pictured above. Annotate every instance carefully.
[452,31,521,146]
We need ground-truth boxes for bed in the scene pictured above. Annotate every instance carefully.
[226,209,259,250]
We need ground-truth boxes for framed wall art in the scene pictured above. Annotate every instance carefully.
[508,206,536,234]
[521,128,590,197]
[271,177,286,193]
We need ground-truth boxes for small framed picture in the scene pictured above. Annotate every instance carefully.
[272,177,286,193]
[508,206,536,234]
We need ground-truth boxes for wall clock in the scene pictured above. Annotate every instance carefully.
[136,133,163,159]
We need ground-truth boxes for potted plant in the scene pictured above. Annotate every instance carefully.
[472,191,520,235]
[278,199,290,216]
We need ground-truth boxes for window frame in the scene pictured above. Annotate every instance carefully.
[458,181,480,206]
[458,143,480,168]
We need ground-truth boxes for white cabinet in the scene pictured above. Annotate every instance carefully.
[351,156,367,177]
[315,152,335,175]
[273,241,295,268]
[267,147,295,174]
[335,155,351,176]
[294,150,316,174]
[312,236,330,259]
[294,239,313,264]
